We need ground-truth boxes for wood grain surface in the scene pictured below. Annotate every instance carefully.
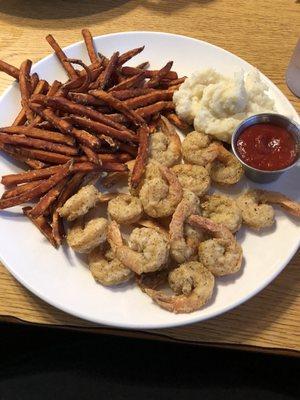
[0,0,299,353]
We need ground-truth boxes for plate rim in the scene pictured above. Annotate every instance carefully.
[0,30,299,330]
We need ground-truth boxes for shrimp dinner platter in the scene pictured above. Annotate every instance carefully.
[0,30,299,328]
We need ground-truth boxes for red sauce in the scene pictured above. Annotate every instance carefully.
[236,123,297,171]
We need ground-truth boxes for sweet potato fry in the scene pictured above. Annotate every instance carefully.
[124,90,173,109]
[145,61,173,88]
[164,112,191,131]
[121,66,177,80]
[108,101,175,123]
[69,115,139,143]
[12,78,48,127]
[0,142,46,170]
[68,92,105,107]
[130,125,149,189]
[33,95,130,133]
[28,177,69,218]
[23,206,58,248]
[46,34,78,79]
[0,59,20,80]
[136,61,149,70]
[1,165,66,186]
[99,153,131,163]
[91,51,119,90]
[19,59,34,122]
[118,46,145,66]
[0,132,78,156]
[0,161,72,209]
[1,180,46,199]
[110,88,155,100]
[29,103,73,134]
[1,126,74,146]
[89,90,145,126]
[108,72,145,92]
[12,147,71,165]
[80,144,100,165]
[81,29,99,65]
[101,161,128,172]
[51,210,64,246]
[62,58,92,93]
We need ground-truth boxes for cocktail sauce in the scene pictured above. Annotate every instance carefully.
[236,123,297,171]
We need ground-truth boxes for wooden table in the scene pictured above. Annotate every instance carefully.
[0,0,299,355]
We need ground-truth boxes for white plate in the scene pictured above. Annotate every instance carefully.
[0,32,299,329]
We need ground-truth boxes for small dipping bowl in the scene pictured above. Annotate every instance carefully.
[231,113,300,183]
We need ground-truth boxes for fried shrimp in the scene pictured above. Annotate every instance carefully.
[141,261,214,313]
[88,246,133,286]
[182,130,219,166]
[171,164,210,197]
[236,189,300,230]
[58,185,99,221]
[107,221,170,275]
[139,162,183,218]
[169,190,202,263]
[188,215,243,276]
[149,116,181,167]
[67,217,108,253]
[209,144,244,185]
[107,194,143,224]
[201,194,242,232]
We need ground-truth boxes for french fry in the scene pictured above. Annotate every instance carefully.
[130,125,149,189]
[46,34,78,79]
[90,89,145,126]
[0,132,78,156]
[0,161,72,209]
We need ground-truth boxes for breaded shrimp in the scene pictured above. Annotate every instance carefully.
[169,190,202,263]
[67,217,108,253]
[171,164,210,197]
[182,130,219,166]
[107,194,143,224]
[88,246,133,286]
[58,185,99,221]
[188,215,243,276]
[201,194,242,232]
[107,221,170,275]
[139,162,183,218]
[141,261,215,313]
[236,189,300,230]
[209,144,244,185]
[149,116,182,167]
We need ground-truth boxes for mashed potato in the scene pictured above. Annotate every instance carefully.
[173,68,275,142]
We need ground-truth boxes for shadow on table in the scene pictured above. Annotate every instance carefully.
[0,0,214,28]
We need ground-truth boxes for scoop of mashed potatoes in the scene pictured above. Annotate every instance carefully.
[173,68,275,142]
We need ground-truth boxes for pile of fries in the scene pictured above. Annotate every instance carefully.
[0,29,188,247]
